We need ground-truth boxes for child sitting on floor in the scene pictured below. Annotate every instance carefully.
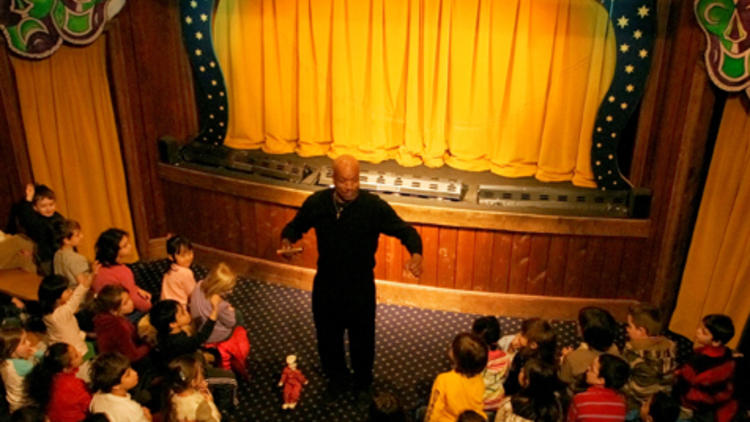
[0,327,45,412]
[503,318,557,397]
[92,229,152,322]
[53,219,91,288]
[38,274,95,381]
[160,235,196,306]
[92,285,151,365]
[621,303,676,420]
[674,314,738,422]
[559,307,620,394]
[424,333,488,422]
[26,342,91,422]
[472,316,512,413]
[89,352,152,422]
[567,354,629,422]
[190,262,250,378]
[166,353,221,422]
[13,184,65,275]
[495,359,562,422]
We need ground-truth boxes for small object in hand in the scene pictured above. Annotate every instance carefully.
[276,247,303,256]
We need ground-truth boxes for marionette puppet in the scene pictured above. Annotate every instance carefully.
[278,354,308,410]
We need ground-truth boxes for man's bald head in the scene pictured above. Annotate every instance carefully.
[332,155,360,202]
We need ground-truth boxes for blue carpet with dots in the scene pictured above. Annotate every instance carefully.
[129,260,692,422]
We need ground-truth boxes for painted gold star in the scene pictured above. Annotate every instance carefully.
[634,30,643,39]
[199,66,205,72]
[207,94,213,99]
[637,6,650,18]
[595,161,601,166]
[200,14,208,22]
[596,127,603,132]
[190,1,197,8]
[209,114,215,119]
[639,49,649,58]
[219,122,225,127]
[606,115,613,122]
[608,95,616,103]
[211,80,217,86]
[185,16,193,24]
[611,133,617,138]
[620,43,630,53]
[195,31,203,40]
[625,64,635,74]
[617,16,629,28]
[620,102,629,110]
[626,84,635,92]
[608,154,614,160]
[597,143,602,148]
[209,61,216,68]
[194,49,202,56]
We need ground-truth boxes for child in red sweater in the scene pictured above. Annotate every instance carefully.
[93,285,150,363]
[26,342,91,422]
[675,314,737,422]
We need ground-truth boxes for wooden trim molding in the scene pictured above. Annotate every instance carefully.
[191,243,638,321]
[158,163,651,238]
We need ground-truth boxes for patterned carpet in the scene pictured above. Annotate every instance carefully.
[129,260,692,422]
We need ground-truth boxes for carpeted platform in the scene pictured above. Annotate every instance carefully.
[129,260,693,422]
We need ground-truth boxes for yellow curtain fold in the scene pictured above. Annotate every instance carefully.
[214,0,615,186]
[10,38,138,261]
[669,96,750,349]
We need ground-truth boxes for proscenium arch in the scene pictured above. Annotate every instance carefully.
[178,0,656,191]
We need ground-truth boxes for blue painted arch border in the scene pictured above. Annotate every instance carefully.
[178,0,656,191]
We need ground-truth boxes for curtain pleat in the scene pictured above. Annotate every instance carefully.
[669,96,750,349]
[10,38,138,261]
[214,0,615,187]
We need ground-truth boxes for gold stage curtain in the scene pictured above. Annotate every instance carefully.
[10,38,138,261]
[669,96,750,349]
[214,0,615,187]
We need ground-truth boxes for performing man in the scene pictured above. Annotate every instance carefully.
[279,155,422,397]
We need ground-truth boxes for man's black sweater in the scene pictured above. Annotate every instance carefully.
[281,189,422,291]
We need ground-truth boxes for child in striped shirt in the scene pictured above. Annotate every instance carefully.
[568,354,630,422]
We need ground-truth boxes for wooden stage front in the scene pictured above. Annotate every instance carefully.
[154,163,651,321]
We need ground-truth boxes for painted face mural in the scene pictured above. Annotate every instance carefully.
[0,0,124,59]
[695,0,750,95]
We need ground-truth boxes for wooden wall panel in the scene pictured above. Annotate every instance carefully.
[385,235,404,283]
[508,234,531,294]
[545,237,569,296]
[454,229,475,291]
[437,228,458,289]
[527,235,550,295]
[490,232,512,293]
[564,238,588,297]
[598,238,625,298]
[472,230,494,292]
[420,225,439,286]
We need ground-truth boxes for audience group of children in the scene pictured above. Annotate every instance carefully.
[0,184,743,422]
[399,305,740,422]
[0,184,250,421]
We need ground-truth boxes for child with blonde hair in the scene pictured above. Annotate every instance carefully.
[166,354,221,422]
[189,263,250,378]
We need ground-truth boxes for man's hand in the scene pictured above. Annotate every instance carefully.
[277,238,303,259]
[404,253,423,278]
